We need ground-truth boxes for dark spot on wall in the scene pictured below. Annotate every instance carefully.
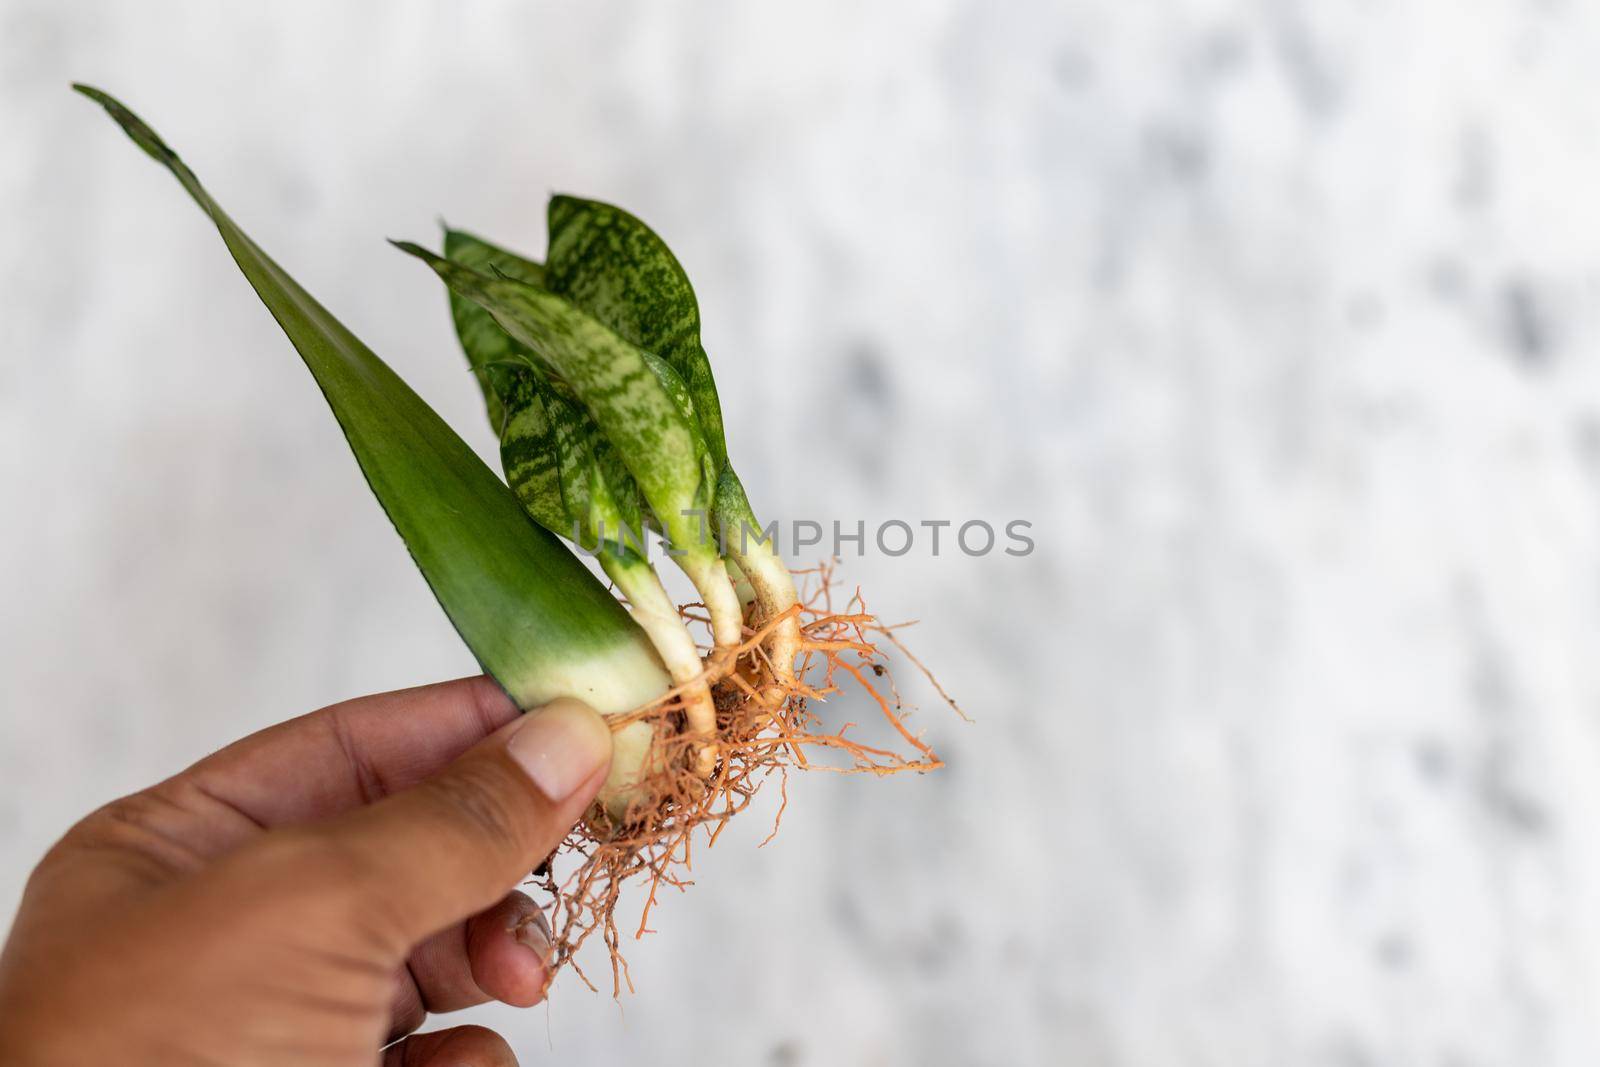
[1500,792,1548,834]
[1456,581,1548,836]
[1270,12,1343,120]
[1201,27,1250,76]
[1500,280,1553,367]
[830,887,866,937]
[1414,739,1451,784]
[1054,47,1094,90]
[831,342,897,488]
[848,342,894,412]
[1479,762,1549,835]
[1375,931,1414,970]
[1144,122,1210,183]
[768,1039,803,1067]
[908,913,967,975]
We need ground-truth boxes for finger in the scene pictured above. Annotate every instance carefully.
[383,1024,518,1067]
[465,892,553,1009]
[314,698,611,950]
[181,675,519,830]
[52,677,520,877]
[387,892,550,1037]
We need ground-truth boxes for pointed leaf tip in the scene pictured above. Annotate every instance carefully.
[72,84,191,177]
[79,93,669,711]
[389,237,435,259]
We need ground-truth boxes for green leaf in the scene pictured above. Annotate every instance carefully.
[442,217,752,547]
[444,227,547,288]
[75,84,669,713]
[392,242,721,574]
[544,196,729,468]
[442,230,651,563]
[536,199,795,667]
[438,230,567,533]
[490,364,567,534]
[441,228,546,436]
[530,370,650,562]
[541,197,767,537]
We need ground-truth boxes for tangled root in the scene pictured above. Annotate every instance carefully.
[528,560,960,996]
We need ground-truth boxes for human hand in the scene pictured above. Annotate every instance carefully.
[0,676,613,1066]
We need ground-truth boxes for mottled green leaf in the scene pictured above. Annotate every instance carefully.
[532,372,649,563]
[541,196,770,540]
[443,230,650,563]
[538,199,793,667]
[393,242,721,573]
[638,349,718,509]
[544,196,729,467]
[491,363,566,533]
[76,85,668,713]
[442,228,545,435]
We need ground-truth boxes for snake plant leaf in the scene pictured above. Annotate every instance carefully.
[439,230,566,532]
[442,228,546,436]
[638,349,717,493]
[543,196,729,468]
[490,364,566,534]
[392,243,720,573]
[442,230,650,563]
[444,227,546,289]
[541,197,770,540]
[75,84,669,714]
[538,377,650,564]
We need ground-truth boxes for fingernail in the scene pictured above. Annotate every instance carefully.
[507,698,613,801]
[514,911,555,966]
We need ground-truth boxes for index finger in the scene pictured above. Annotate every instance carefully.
[178,675,520,829]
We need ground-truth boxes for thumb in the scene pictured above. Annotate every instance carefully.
[311,697,612,949]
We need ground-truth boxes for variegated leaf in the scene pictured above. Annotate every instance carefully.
[442,228,545,435]
[394,242,720,571]
[543,196,729,468]
[542,196,769,539]
[443,231,650,562]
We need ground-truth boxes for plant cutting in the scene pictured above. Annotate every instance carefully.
[75,85,955,993]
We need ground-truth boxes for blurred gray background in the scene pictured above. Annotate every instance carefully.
[5,1,1600,1064]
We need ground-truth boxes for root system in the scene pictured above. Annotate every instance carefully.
[528,560,960,996]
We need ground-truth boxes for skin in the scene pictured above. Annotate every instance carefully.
[0,676,615,1066]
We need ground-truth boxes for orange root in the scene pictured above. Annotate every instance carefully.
[528,559,955,996]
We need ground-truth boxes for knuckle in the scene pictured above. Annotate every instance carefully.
[71,791,163,843]
[49,788,201,879]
